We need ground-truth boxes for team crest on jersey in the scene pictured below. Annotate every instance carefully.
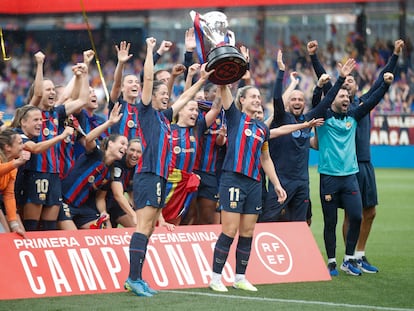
[173,146,181,154]
[346,122,352,129]
[292,130,301,138]
[244,128,252,136]
[230,201,237,209]
[43,128,50,136]
[324,194,332,202]
[215,118,221,125]
[88,175,95,183]
[39,193,46,201]
[189,135,196,142]
[127,120,135,128]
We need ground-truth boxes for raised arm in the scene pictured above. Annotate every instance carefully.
[311,73,331,108]
[308,58,356,120]
[63,63,90,115]
[355,72,394,120]
[204,84,222,128]
[238,45,252,87]
[183,28,196,82]
[111,41,133,103]
[29,51,46,106]
[171,63,213,118]
[58,50,95,105]
[84,102,122,151]
[219,84,233,111]
[141,37,157,106]
[24,126,74,154]
[156,40,173,61]
[307,40,333,94]
[282,71,300,107]
[361,39,404,101]
[184,63,200,92]
[270,118,324,139]
[272,49,287,125]
[167,63,186,101]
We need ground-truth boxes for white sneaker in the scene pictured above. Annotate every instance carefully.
[209,280,228,292]
[233,278,258,292]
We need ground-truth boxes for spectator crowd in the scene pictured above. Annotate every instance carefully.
[1,31,413,122]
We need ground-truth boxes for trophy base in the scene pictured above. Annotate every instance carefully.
[206,45,247,85]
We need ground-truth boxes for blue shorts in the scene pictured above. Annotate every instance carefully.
[260,179,310,222]
[23,171,62,206]
[219,171,262,214]
[133,173,167,209]
[107,198,128,227]
[356,162,378,208]
[57,202,72,221]
[319,174,362,214]
[67,198,100,228]
[194,170,219,202]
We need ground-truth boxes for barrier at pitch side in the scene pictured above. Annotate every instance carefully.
[0,222,330,300]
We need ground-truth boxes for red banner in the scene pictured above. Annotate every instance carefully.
[1,0,388,15]
[371,114,414,145]
[0,223,329,300]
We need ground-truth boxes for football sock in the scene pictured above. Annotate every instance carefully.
[23,219,39,231]
[212,233,234,274]
[129,232,148,280]
[235,236,252,275]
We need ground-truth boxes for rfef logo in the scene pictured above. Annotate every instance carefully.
[255,232,293,275]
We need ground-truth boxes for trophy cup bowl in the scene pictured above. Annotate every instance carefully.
[206,45,247,85]
[191,10,247,85]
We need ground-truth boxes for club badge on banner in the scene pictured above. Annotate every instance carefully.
[0,223,330,300]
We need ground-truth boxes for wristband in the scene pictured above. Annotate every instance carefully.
[9,221,19,229]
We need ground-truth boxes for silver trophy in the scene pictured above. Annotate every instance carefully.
[190,10,247,85]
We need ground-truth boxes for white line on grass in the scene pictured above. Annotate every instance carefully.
[165,290,414,311]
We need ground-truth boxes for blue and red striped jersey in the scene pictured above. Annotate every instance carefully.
[136,101,173,179]
[169,118,206,173]
[62,147,112,207]
[109,98,142,140]
[25,105,66,173]
[113,157,135,192]
[73,110,108,159]
[193,110,225,173]
[222,103,269,181]
[58,129,76,179]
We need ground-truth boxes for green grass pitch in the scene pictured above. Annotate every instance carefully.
[1,167,413,311]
